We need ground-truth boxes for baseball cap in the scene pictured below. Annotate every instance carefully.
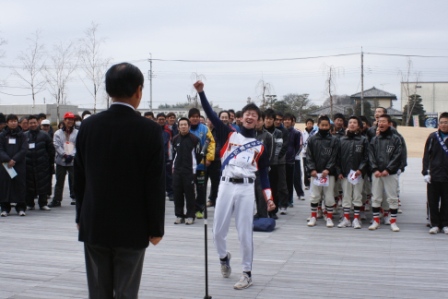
[41,119,51,125]
[64,112,75,119]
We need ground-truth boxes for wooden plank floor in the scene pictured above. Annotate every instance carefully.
[1,157,447,299]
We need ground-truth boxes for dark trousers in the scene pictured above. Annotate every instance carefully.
[1,202,26,213]
[84,243,146,299]
[269,164,289,212]
[173,172,196,219]
[53,164,74,202]
[165,161,173,198]
[195,169,206,212]
[285,163,295,204]
[254,173,268,218]
[26,193,48,208]
[427,181,448,228]
[206,160,221,204]
[303,157,311,187]
[293,159,304,198]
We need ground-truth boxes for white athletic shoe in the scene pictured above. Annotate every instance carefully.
[352,218,361,229]
[185,218,194,225]
[279,208,287,215]
[369,221,380,230]
[234,273,252,290]
[307,217,317,227]
[220,252,231,278]
[383,215,391,225]
[429,227,440,234]
[443,227,448,235]
[337,218,351,228]
[390,222,400,232]
[326,218,334,228]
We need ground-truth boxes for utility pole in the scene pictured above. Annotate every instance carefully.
[328,66,333,119]
[148,53,153,110]
[360,48,364,116]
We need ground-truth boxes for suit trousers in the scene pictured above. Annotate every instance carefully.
[427,181,448,228]
[84,243,146,299]
[371,174,398,209]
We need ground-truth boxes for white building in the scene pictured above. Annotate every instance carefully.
[400,81,448,115]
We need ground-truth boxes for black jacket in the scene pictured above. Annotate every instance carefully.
[0,126,28,203]
[172,132,201,175]
[25,129,55,195]
[265,126,287,165]
[255,128,273,163]
[422,130,448,182]
[338,132,369,177]
[368,128,403,174]
[74,104,166,249]
[306,131,340,176]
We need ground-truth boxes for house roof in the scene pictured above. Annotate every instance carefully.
[351,86,397,99]
[386,107,403,116]
[307,105,353,116]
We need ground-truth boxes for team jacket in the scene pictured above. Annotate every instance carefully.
[368,128,403,174]
[265,126,286,165]
[255,128,273,163]
[338,131,369,177]
[285,127,301,164]
[172,132,201,175]
[306,131,340,176]
[189,123,215,170]
[422,130,448,182]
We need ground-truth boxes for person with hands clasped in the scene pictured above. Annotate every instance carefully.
[195,80,275,290]
[306,115,340,228]
[336,116,369,229]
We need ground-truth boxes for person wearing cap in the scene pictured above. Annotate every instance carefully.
[49,112,78,207]
[40,119,53,137]
[38,113,54,137]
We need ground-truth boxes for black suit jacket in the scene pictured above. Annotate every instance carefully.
[74,104,165,249]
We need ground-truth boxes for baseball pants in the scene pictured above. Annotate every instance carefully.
[310,175,335,206]
[341,177,364,208]
[371,174,399,209]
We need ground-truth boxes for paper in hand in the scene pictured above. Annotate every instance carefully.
[348,169,360,185]
[2,163,17,179]
[313,173,329,187]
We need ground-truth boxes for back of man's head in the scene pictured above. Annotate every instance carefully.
[105,63,144,98]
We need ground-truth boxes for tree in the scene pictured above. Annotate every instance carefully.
[256,79,274,110]
[402,94,426,126]
[353,100,373,120]
[11,31,46,107]
[280,93,311,121]
[79,22,110,113]
[45,41,78,123]
[400,58,421,126]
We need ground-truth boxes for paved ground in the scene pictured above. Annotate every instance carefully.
[1,158,447,299]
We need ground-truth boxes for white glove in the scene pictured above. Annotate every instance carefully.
[424,175,431,184]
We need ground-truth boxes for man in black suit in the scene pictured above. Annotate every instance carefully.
[74,62,166,299]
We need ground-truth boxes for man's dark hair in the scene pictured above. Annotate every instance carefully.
[305,118,314,124]
[317,115,330,125]
[228,109,235,115]
[178,117,190,126]
[360,115,371,127]
[105,62,144,98]
[135,110,142,116]
[241,103,261,118]
[259,111,266,121]
[82,110,92,119]
[218,110,229,118]
[376,107,387,114]
[391,120,398,128]
[188,108,200,118]
[37,113,47,120]
[275,111,284,119]
[144,111,154,118]
[378,114,392,123]
[235,111,242,118]
[6,114,19,122]
[439,112,448,120]
[19,116,29,123]
[28,115,38,121]
[74,115,82,122]
[348,116,363,130]
[156,113,166,119]
[0,113,5,124]
[333,113,345,122]
[264,108,276,119]
[166,112,176,118]
[283,112,294,121]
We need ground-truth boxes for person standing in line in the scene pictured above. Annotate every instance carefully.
[157,113,174,201]
[0,114,28,216]
[301,118,317,191]
[206,117,222,207]
[74,62,165,298]
[25,115,55,211]
[422,112,448,234]
[49,112,78,207]
[195,81,275,290]
[172,117,201,224]
[283,113,302,207]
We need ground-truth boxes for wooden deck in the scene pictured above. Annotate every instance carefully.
[1,157,447,299]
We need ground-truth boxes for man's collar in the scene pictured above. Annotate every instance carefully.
[111,102,135,111]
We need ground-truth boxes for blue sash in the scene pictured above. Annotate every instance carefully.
[436,131,448,157]
[220,140,263,171]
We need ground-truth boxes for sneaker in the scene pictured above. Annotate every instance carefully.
[70,199,76,205]
[40,206,51,211]
[234,273,252,290]
[383,216,391,225]
[352,218,362,229]
[288,203,294,208]
[19,211,26,216]
[185,218,194,225]
[300,196,305,201]
[390,222,400,232]
[398,208,402,214]
[174,217,184,224]
[1,211,8,217]
[304,186,309,190]
[48,201,61,208]
[220,252,231,278]
[429,227,440,234]
[27,206,35,210]
[206,200,215,207]
[195,211,203,219]
[337,218,351,228]
[279,208,287,215]
[369,221,380,230]
[443,227,448,235]
[307,217,317,227]
[326,218,334,228]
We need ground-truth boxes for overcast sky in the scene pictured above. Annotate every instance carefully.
[1,0,448,112]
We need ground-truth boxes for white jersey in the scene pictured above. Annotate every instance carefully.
[220,132,264,179]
